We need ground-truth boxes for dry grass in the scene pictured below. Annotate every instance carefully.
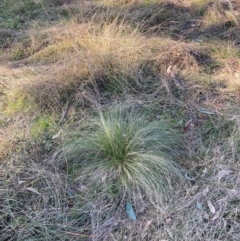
[202,0,239,28]
[6,21,156,111]
[1,0,240,240]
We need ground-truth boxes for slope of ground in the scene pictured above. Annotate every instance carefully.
[1,0,240,240]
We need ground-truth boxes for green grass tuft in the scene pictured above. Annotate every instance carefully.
[62,105,184,200]
[31,115,56,138]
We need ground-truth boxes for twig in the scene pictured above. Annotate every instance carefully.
[66,232,90,237]
[59,103,70,124]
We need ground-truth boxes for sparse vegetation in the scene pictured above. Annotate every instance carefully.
[1,0,240,240]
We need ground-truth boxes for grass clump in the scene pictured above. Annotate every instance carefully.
[31,115,56,138]
[201,0,239,30]
[62,105,184,201]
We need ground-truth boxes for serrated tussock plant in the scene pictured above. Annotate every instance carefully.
[63,105,184,199]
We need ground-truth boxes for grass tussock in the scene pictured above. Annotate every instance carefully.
[202,0,239,28]
[6,21,219,113]
[62,106,184,201]
[6,22,154,111]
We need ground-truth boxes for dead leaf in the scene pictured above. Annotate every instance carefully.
[183,119,194,132]
[166,217,172,224]
[167,66,172,74]
[66,189,74,197]
[142,220,153,237]
[126,202,136,221]
[18,180,25,185]
[197,108,215,115]
[197,201,203,210]
[203,211,209,220]
[207,200,216,214]
[52,129,62,139]
[201,168,207,177]
[166,65,183,89]
[211,211,220,220]
[185,173,195,181]
[101,173,108,182]
[203,186,209,196]
[26,187,41,195]
[217,169,233,181]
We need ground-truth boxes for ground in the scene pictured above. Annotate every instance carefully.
[1,0,240,240]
